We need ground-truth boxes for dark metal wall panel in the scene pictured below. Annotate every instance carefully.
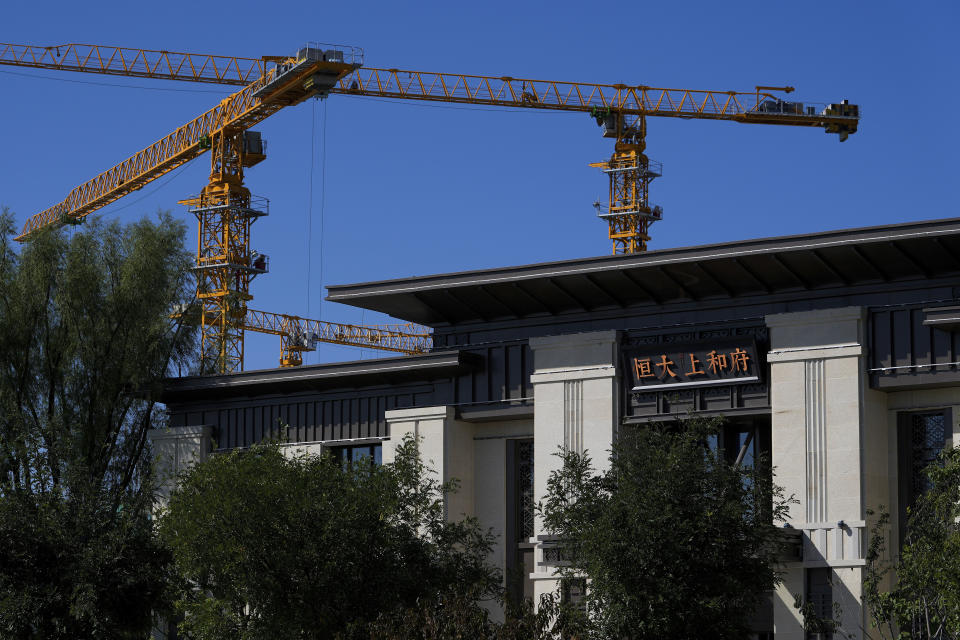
[488,347,505,402]
[168,386,434,450]
[505,343,526,400]
[165,262,960,452]
[893,311,912,364]
[872,311,893,369]
[870,302,960,388]
[453,341,533,406]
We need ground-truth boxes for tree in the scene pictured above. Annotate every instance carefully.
[0,210,196,638]
[359,580,583,640]
[861,447,960,640]
[158,435,502,640]
[539,418,792,640]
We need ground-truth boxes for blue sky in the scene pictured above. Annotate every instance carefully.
[2,1,957,369]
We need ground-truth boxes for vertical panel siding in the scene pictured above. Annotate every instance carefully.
[869,304,960,372]
[453,341,532,406]
[912,308,932,365]
[170,387,432,451]
[933,327,953,367]
[872,311,892,369]
[892,311,912,365]
[488,347,505,402]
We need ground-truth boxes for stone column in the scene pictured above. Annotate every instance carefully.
[528,330,620,605]
[147,425,212,504]
[384,406,475,520]
[767,307,876,640]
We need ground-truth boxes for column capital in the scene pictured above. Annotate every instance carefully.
[529,329,619,351]
[530,365,617,384]
[766,305,865,328]
[767,344,865,363]
[530,330,620,376]
[385,405,454,424]
[766,306,866,355]
[147,424,212,441]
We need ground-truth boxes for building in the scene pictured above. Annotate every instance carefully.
[155,216,960,639]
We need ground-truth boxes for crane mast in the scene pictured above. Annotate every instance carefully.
[588,112,658,253]
[8,43,367,374]
[2,41,860,373]
[326,69,857,254]
[176,45,362,373]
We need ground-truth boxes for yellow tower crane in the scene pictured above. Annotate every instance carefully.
[1,42,434,373]
[244,309,429,367]
[0,42,859,371]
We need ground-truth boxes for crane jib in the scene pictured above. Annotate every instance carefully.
[14,55,359,242]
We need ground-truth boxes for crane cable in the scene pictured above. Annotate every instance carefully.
[0,67,231,94]
[320,100,327,324]
[305,98,328,364]
[307,99,316,320]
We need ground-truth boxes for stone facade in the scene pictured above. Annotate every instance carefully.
[160,218,960,638]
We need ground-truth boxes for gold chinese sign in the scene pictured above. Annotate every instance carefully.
[625,339,760,391]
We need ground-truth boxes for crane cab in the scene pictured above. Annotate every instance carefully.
[253,42,362,103]
[241,131,266,168]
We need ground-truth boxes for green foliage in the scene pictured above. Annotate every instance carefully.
[0,488,170,638]
[0,210,196,638]
[359,584,500,640]
[863,447,960,640]
[793,591,843,638]
[361,582,578,640]
[539,417,792,640]
[159,434,502,640]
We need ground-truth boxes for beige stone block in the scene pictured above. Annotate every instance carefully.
[772,391,806,412]
[767,306,865,350]
[533,382,567,533]
[384,406,475,520]
[828,428,862,456]
[532,577,561,611]
[148,425,212,503]
[827,354,860,375]
[530,330,618,373]
[887,388,960,411]
[773,568,805,640]
[834,566,865,639]
[530,330,618,535]
[474,437,507,594]
[281,442,324,458]
[445,419,476,519]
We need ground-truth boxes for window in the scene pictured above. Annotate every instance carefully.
[558,578,588,640]
[506,439,535,604]
[805,567,834,640]
[707,419,772,505]
[516,440,535,541]
[560,577,587,608]
[907,412,947,496]
[326,442,382,466]
[897,410,949,546]
[705,418,770,468]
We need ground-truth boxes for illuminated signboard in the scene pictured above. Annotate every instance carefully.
[624,338,760,391]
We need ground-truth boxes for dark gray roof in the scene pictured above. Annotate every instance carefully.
[161,350,477,402]
[326,217,960,326]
